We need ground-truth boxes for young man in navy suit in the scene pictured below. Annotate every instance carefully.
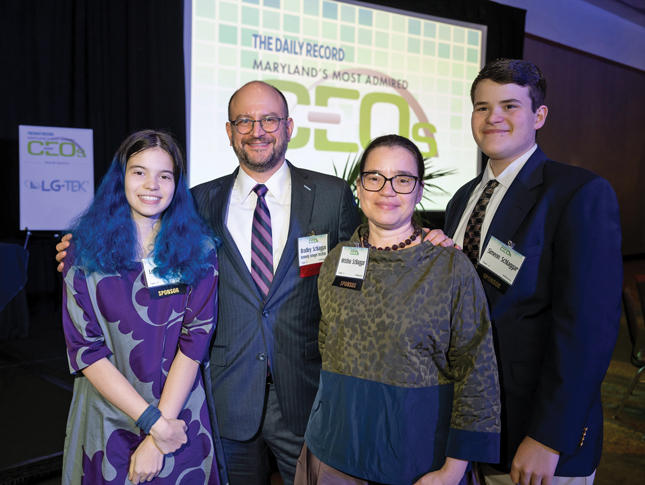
[444,60,622,485]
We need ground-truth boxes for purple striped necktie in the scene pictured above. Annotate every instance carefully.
[251,184,273,299]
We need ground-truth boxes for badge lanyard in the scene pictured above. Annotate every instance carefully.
[477,236,526,294]
[332,246,369,291]
[142,258,187,299]
[298,233,329,277]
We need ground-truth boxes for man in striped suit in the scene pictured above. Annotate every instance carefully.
[190,81,361,485]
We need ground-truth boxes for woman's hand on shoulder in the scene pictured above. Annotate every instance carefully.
[129,435,164,484]
[413,457,468,485]
[421,229,461,250]
[148,416,188,454]
[56,233,73,273]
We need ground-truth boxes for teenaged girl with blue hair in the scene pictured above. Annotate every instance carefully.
[60,130,222,484]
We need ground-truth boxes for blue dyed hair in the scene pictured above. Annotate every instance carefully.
[67,130,219,285]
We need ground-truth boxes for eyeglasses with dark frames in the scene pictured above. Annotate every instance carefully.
[360,172,420,194]
[229,117,287,134]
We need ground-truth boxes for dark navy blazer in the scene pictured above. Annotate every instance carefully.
[191,162,360,441]
[444,146,622,476]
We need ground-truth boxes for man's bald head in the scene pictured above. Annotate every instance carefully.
[227,81,289,121]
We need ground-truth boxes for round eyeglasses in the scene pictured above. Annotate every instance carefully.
[360,172,420,194]
[229,117,287,135]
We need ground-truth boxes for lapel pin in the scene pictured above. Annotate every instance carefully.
[507,241,515,249]
[304,185,311,191]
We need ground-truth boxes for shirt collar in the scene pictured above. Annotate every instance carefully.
[234,160,291,204]
[482,144,538,189]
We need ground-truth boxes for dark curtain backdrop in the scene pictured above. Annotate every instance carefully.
[0,0,186,241]
[0,0,524,241]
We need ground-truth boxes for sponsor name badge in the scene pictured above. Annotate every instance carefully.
[298,234,329,277]
[332,246,369,291]
[477,236,526,294]
[142,258,187,299]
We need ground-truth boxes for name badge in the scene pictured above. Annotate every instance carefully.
[142,258,187,299]
[332,246,369,291]
[298,234,329,277]
[477,237,526,294]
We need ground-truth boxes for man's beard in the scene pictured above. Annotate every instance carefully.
[232,132,288,173]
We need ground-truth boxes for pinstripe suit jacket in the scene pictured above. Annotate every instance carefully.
[191,161,361,440]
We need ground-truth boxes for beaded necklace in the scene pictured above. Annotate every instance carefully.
[361,223,422,251]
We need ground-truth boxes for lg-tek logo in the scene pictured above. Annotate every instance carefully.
[24,180,89,192]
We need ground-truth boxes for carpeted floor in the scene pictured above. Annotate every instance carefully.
[597,359,645,484]
[594,257,645,484]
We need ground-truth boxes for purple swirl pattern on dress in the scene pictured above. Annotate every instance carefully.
[61,251,220,484]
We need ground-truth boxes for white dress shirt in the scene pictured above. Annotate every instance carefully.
[454,144,538,258]
[225,161,292,273]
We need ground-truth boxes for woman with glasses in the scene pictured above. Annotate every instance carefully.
[295,134,501,485]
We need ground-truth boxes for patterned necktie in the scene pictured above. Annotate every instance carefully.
[463,179,500,266]
[251,184,273,298]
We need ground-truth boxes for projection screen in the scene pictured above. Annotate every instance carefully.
[185,0,486,210]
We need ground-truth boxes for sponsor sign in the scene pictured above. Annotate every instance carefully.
[19,125,94,230]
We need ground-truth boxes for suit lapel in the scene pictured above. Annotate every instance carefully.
[483,147,547,249]
[267,162,315,300]
[210,169,261,297]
